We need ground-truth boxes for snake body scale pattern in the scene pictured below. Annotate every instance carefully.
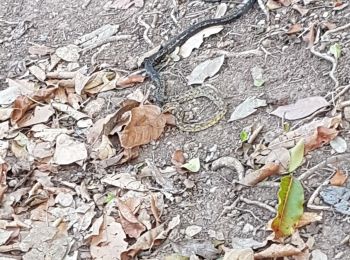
[143,0,256,131]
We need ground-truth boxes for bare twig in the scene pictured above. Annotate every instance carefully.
[257,0,270,22]
[307,178,332,211]
[81,35,131,53]
[310,46,339,88]
[240,196,276,213]
[138,16,153,46]
[321,22,350,42]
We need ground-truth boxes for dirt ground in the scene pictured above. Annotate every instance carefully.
[1,0,350,259]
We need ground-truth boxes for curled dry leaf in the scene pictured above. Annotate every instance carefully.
[119,104,167,149]
[330,169,348,186]
[241,163,281,186]
[303,23,315,48]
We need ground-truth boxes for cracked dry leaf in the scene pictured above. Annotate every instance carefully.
[119,104,167,149]
[178,26,224,59]
[90,216,128,260]
[271,96,329,120]
[53,134,87,165]
[187,55,225,85]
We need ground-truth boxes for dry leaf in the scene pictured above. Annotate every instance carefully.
[117,74,145,88]
[292,4,309,16]
[330,169,348,186]
[119,104,167,149]
[187,55,225,85]
[17,105,55,128]
[287,24,303,34]
[116,198,146,238]
[271,96,329,120]
[151,193,161,224]
[304,126,338,153]
[303,23,315,48]
[121,215,180,259]
[90,216,128,260]
[28,65,46,81]
[254,244,302,259]
[102,172,147,192]
[266,0,281,10]
[223,248,254,260]
[229,97,267,121]
[55,44,81,62]
[178,26,224,58]
[296,212,322,228]
[53,134,88,165]
[241,163,281,186]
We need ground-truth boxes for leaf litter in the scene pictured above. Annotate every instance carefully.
[1,1,350,259]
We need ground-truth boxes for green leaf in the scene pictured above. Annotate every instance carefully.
[182,158,200,172]
[105,193,116,204]
[240,129,249,142]
[288,139,304,173]
[271,175,304,239]
[330,43,342,59]
[254,79,265,87]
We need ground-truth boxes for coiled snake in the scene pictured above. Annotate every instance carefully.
[143,0,256,131]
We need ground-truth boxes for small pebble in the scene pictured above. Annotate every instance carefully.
[55,192,73,207]
[185,225,202,237]
[242,223,254,234]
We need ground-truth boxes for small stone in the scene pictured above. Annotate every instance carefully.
[185,225,202,237]
[210,187,217,193]
[209,144,217,153]
[8,179,18,187]
[184,179,195,189]
[242,223,254,234]
[322,11,329,18]
[55,192,74,207]
[261,39,272,47]
[175,196,182,203]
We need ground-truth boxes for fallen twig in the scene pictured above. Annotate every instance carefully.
[138,15,153,46]
[240,196,276,213]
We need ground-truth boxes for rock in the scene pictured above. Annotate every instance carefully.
[55,192,73,207]
[242,223,254,234]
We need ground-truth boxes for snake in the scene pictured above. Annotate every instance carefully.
[143,0,256,131]
[163,84,227,132]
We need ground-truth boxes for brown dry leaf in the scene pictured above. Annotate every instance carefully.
[254,243,302,259]
[121,215,180,259]
[296,212,322,228]
[17,105,55,128]
[171,149,186,165]
[116,198,146,238]
[241,163,281,186]
[83,71,118,94]
[287,24,303,35]
[119,104,167,149]
[11,87,57,125]
[303,23,315,48]
[90,215,128,260]
[304,126,338,154]
[117,74,146,88]
[330,169,348,186]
